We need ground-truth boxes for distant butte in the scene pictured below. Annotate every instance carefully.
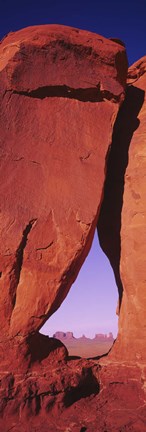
[0,24,146,432]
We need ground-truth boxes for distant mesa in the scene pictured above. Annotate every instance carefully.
[53,331,114,342]
[94,332,114,342]
[53,331,74,340]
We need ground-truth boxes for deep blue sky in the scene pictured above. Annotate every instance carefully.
[1,1,145,337]
[1,0,146,65]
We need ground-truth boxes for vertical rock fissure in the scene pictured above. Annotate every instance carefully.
[10,219,37,309]
[97,84,145,313]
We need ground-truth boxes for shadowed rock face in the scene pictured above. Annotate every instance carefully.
[98,57,146,361]
[0,24,146,432]
[0,24,127,358]
[116,58,146,361]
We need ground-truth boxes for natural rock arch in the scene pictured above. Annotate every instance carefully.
[0,24,127,369]
[40,230,118,356]
[0,24,146,432]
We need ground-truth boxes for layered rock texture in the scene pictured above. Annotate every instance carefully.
[0,24,145,432]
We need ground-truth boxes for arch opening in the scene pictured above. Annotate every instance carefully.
[40,84,145,360]
[40,230,118,358]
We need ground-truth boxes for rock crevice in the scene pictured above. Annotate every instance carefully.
[97,84,145,314]
[9,219,37,311]
[5,83,124,103]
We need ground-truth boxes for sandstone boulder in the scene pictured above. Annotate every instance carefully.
[0,25,127,353]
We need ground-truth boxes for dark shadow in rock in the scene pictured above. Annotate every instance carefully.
[97,85,145,311]
[67,355,81,361]
[27,333,68,364]
[63,367,100,407]
[12,84,120,103]
[87,351,110,361]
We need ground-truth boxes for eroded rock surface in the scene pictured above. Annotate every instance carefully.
[0,359,145,432]
[0,25,127,366]
[1,24,146,432]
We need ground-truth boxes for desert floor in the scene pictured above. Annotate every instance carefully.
[62,339,113,358]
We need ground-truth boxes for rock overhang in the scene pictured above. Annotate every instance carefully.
[0,24,128,100]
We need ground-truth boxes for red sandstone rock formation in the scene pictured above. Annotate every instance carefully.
[0,24,127,371]
[0,24,146,432]
[118,57,146,361]
[98,56,146,362]
[0,357,145,431]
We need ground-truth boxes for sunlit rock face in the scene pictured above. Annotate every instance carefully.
[1,24,146,432]
[0,24,127,357]
[98,57,146,362]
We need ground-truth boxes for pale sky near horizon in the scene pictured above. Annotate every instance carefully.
[1,0,145,339]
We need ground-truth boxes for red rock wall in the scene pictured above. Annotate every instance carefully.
[0,25,127,356]
[117,58,146,361]
[98,57,146,361]
[1,24,146,432]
